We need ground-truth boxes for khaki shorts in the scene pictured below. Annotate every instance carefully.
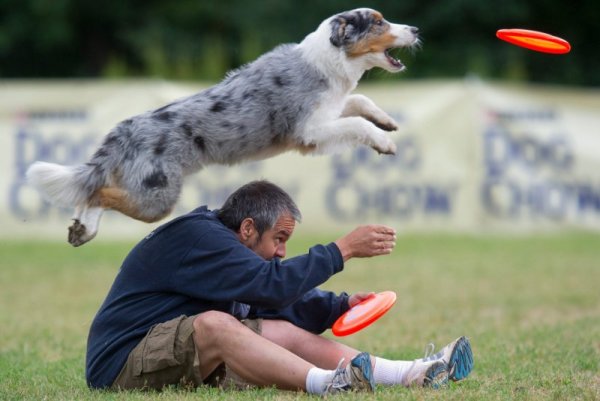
[111,314,262,391]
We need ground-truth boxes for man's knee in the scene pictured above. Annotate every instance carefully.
[192,311,240,341]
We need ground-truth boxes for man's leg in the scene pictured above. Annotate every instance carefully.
[193,311,312,390]
[260,319,472,388]
[192,311,374,394]
[261,319,360,369]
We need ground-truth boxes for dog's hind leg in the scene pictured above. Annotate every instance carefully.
[96,187,174,223]
[67,185,175,246]
[68,205,104,247]
[341,94,398,132]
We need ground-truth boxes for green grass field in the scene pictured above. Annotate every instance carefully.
[1,233,599,401]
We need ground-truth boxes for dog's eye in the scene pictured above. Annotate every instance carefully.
[375,19,384,26]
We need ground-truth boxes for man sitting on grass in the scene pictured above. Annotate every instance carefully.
[86,180,473,395]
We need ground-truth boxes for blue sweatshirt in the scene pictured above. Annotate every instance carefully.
[85,206,349,389]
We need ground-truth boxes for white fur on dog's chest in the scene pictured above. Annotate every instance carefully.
[313,87,350,119]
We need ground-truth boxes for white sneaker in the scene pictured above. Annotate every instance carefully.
[323,352,375,394]
[422,336,474,381]
[401,360,449,388]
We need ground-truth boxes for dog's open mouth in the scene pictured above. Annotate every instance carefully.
[384,48,405,69]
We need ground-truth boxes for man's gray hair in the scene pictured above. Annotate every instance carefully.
[217,180,301,236]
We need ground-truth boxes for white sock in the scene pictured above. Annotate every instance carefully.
[373,357,415,386]
[305,367,334,395]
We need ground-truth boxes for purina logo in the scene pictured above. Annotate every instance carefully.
[481,108,600,219]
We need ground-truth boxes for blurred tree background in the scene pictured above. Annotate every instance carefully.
[0,0,598,86]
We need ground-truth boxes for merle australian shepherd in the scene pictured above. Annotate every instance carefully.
[27,8,420,246]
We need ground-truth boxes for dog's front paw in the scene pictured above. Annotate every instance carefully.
[372,139,397,155]
[68,219,93,247]
[373,118,399,132]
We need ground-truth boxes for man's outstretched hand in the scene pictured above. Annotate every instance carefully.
[334,225,396,262]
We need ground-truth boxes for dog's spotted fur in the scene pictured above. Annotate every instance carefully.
[27,8,419,246]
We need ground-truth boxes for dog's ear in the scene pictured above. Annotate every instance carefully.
[329,11,368,48]
[329,15,350,47]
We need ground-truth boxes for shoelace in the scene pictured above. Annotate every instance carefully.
[423,343,435,359]
[326,358,350,391]
[423,342,456,377]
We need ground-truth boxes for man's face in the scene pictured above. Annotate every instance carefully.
[239,214,295,260]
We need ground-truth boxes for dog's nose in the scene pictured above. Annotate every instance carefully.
[410,26,419,35]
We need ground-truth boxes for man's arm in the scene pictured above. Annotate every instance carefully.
[175,223,395,309]
[176,224,345,309]
[250,288,350,334]
[252,290,381,334]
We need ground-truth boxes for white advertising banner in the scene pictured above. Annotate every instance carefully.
[1,79,599,240]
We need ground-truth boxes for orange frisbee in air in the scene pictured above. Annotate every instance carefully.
[332,291,397,336]
[496,29,571,54]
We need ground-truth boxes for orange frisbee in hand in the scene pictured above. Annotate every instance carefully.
[496,29,571,54]
[332,291,397,336]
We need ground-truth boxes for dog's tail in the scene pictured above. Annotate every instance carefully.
[26,162,105,208]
